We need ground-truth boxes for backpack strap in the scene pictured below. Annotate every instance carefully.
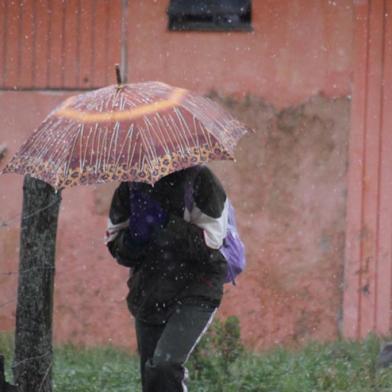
[184,165,203,212]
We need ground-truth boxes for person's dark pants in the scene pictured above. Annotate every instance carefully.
[135,303,217,392]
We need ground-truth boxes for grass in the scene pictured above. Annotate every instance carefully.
[1,331,392,392]
[53,345,140,392]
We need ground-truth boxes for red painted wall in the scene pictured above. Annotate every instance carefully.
[0,0,355,349]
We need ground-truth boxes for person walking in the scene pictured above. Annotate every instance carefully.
[105,164,229,391]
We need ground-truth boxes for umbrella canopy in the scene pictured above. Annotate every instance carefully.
[2,81,248,190]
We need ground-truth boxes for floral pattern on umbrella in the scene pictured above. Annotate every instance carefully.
[2,81,248,190]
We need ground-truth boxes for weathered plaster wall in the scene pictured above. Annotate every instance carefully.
[0,0,354,350]
[210,94,350,348]
[0,91,350,350]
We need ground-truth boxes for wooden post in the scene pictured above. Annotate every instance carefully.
[12,176,61,392]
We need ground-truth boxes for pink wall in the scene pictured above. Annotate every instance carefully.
[0,0,121,89]
[343,0,392,339]
[0,91,350,350]
[0,0,355,349]
[0,0,353,105]
[126,0,352,108]
[0,91,136,348]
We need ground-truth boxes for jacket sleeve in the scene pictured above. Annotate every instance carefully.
[151,166,228,263]
[106,182,145,268]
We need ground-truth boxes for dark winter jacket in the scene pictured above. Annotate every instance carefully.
[106,165,228,324]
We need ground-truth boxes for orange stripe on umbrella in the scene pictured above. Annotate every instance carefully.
[55,87,188,123]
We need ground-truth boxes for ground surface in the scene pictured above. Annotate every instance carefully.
[1,332,392,392]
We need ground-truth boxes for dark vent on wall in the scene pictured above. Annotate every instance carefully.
[167,0,252,32]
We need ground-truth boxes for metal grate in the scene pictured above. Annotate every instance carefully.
[167,0,252,32]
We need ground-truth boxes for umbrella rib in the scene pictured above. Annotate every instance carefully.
[147,115,170,156]
[192,114,201,148]
[99,127,108,174]
[141,154,152,178]
[98,94,106,113]
[108,124,118,170]
[173,107,197,148]
[96,127,108,174]
[161,115,185,156]
[109,121,120,169]
[42,121,74,166]
[166,113,190,153]
[102,127,109,172]
[21,122,49,157]
[185,98,217,147]
[115,124,133,169]
[139,123,156,166]
[168,112,187,155]
[111,125,123,170]
[126,126,138,169]
[85,123,99,173]
[63,126,81,177]
[79,124,85,172]
[27,132,52,163]
[178,112,196,150]
[104,126,112,171]
[154,113,177,154]
[194,118,210,147]
[47,124,76,172]
[81,126,94,171]
[160,116,179,154]
[185,96,230,145]
[125,127,134,168]
[142,118,159,162]
[91,123,101,173]
[44,125,69,160]
[26,118,60,160]
[111,91,121,112]
[201,121,214,147]
[171,116,188,155]
[137,140,144,173]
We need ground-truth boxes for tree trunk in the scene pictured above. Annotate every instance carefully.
[12,176,61,392]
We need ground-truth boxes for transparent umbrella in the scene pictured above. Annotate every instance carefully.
[2,71,248,190]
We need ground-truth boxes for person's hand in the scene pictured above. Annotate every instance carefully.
[128,187,168,245]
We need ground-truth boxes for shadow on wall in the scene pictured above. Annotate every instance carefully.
[93,93,351,349]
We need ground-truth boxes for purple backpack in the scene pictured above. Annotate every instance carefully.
[185,169,246,285]
[220,201,246,284]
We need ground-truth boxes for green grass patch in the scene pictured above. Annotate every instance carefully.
[53,345,140,391]
[1,324,392,391]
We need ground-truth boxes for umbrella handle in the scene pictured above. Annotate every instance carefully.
[115,64,123,86]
